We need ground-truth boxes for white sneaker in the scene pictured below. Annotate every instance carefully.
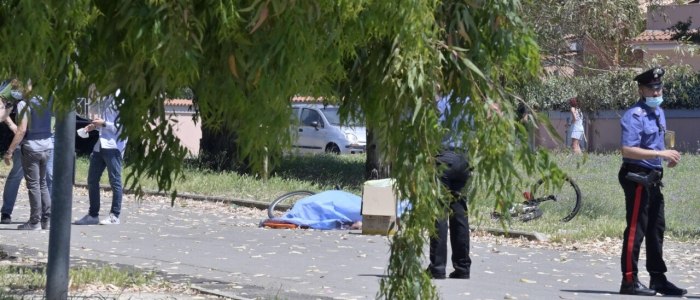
[74,214,100,225]
[99,213,120,225]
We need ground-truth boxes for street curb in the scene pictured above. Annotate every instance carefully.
[470,225,548,242]
[82,182,292,211]
[0,174,290,211]
[190,285,255,300]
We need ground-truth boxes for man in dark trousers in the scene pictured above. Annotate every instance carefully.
[74,93,127,226]
[426,92,471,280]
[618,67,685,296]
[3,85,53,230]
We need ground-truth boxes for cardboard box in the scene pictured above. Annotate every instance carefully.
[361,183,398,235]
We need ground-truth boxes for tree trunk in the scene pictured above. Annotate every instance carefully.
[199,124,236,172]
[193,90,250,173]
[199,125,254,173]
[365,127,391,180]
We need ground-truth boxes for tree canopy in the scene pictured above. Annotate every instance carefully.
[1,1,562,298]
[522,0,645,73]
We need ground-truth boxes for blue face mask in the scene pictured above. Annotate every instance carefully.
[645,96,663,108]
[10,90,22,100]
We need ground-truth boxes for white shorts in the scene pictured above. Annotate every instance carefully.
[571,130,584,140]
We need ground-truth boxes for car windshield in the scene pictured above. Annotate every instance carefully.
[320,107,363,126]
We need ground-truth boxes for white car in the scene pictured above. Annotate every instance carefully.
[290,103,366,154]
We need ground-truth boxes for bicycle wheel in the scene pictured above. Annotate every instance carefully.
[529,177,582,222]
[267,190,316,219]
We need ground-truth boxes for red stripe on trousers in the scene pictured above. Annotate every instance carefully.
[625,184,643,282]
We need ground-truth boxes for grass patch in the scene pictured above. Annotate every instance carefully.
[271,153,365,191]
[75,153,365,202]
[0,292,12,300]
[0,264,158,292]
[470,152,700,242]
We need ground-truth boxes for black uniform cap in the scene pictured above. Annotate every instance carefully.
[634,67,664,89]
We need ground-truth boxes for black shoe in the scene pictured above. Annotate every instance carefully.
[0,214,10,224]
[426,268,445,280]
[650,280,687,296]
[41,219,50,230]
[620,281,656,296]
[448,271,470,279]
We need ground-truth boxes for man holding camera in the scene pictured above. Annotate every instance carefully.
[618,67,684,296]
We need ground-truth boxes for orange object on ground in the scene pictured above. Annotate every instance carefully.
[261,219,298,229]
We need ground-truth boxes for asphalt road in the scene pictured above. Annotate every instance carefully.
[2,194,700,300]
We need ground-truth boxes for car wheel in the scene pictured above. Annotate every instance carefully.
[325,144,341,155]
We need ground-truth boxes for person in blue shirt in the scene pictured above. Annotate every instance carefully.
[3,83,53,230]
[73,93,128,226]
[0,79,55,226]
[426,92,472,280]
[618,67,684,296]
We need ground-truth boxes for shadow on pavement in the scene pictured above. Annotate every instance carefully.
[562,289,700,298]
[561,289,619,295]
[358,274,389,278]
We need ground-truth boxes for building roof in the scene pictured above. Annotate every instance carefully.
[163,95,322,107]
[291,96,323,102]
[164,99,192,106]
[632,30,676,43]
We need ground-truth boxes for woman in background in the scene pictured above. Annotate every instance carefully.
[569,97,584,154]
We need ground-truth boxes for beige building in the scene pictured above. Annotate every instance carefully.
[164,99,201,156]
[632,2,700,70]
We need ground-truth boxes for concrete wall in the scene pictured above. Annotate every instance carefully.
[640,47,700,70]
[536,109,700,153]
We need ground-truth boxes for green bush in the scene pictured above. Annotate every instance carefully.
[518,67,700,112]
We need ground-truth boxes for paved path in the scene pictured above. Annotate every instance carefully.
[2,194,700,299]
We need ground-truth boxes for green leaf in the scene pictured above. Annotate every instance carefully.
[460,57,486,80]
[238,0,263,13]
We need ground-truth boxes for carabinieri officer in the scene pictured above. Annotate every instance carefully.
[618,67,684,296]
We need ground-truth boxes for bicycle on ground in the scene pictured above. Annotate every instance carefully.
[267,190,316,219]
[269,175,582,223]
[492,175,582,222]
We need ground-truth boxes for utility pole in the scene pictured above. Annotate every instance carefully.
[45,110,76,300]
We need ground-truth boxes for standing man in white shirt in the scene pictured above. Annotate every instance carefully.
[74,93,127,225]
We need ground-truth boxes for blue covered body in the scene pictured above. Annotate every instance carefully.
[273,190,412,230]
[275,190,362,230]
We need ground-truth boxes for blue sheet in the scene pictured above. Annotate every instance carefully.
[270,190,413,230]
[274,190,362,230]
